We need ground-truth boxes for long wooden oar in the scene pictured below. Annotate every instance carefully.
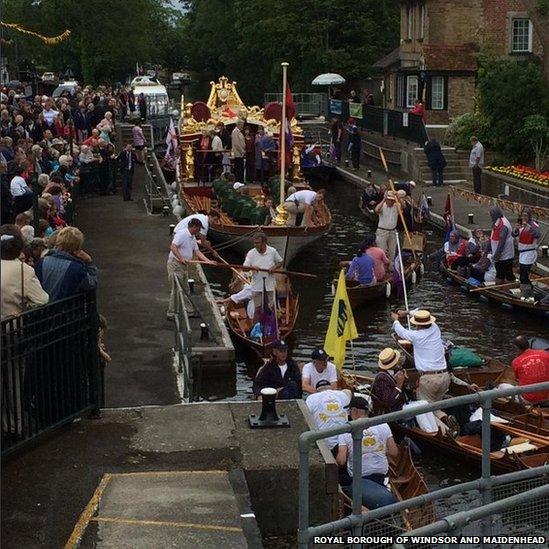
[187,260,317,279]
[470,276,549,293]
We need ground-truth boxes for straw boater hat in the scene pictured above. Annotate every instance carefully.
[378,348,401,370]
[410,309,436,326]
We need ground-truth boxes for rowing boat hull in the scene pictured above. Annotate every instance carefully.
[441,264,549,316]
[343,263,421,310]
[180,188,332,264]
[208,223,329,264]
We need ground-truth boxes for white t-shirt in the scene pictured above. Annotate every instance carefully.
[10,176,30,197]
[230,284,254,318]
[306,390,350,449]
[286,190,317,205]
[169,228,198,261]
[338,423,392,477]
[378,203,398,230]
[302,361,338,389]
[174,214,209,237]
[243,245,283,292]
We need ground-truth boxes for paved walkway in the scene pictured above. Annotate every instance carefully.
[336,156,549,269]
[76,165,180,407]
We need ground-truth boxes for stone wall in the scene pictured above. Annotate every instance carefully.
[448,75,477,122]
[482,170,549,209]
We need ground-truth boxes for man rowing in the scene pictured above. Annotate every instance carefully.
[374,190,398,269]
[390,309,459,435]
[243,232,283,322]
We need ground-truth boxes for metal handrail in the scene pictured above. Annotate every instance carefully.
[297,382,549,548]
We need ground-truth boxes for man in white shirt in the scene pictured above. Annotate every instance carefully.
[469,136,484,194]
[391,309,458,435]
[336,396,398,509]
[167,218,212,320]
[302,348,338,394]
[374,190,399,269]
[243,232,283,321]
[42,98,59,128]
[284,188,325,227]
[10,167,34,216]
[306,388,352,453]
[210,128,223,177]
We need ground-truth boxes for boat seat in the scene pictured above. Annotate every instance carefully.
[504,441,537,454]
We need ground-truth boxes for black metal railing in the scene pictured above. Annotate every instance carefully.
[1,291,101,458]
[328,100,428,144]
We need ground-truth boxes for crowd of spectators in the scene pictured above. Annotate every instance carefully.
[0,83,138,320]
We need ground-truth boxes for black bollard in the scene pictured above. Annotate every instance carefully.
[169,224,175,235]
[541,246,548,258]
[249,388,290,428]
[200,323,209,340]
[367,169,372,179]
[468,213,474,224]
[188,279,195,293]
[163,205,170,216]
[427,196,432,206]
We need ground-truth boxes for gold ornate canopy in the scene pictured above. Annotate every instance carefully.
[179,76,303,138]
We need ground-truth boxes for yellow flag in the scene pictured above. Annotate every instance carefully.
[324,269,358,369]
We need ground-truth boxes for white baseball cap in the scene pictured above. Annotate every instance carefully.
[233,182,245,190]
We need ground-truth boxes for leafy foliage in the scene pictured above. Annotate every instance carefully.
[521,114,549,170]
[445,112,490,151]
[181,0,400,103]
[477,56,549,163]
[2,0,187,84]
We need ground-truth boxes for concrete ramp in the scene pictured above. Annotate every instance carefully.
[68,470,260,549]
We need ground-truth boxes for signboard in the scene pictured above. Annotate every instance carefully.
[329,99,342,115]
[402,112,409,127]
[349,102,363,119]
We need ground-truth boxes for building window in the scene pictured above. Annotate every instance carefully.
[407,4,413,40]
[419,4,425,39]
[511,18,533,52]
[406,76,418,108]
[430,76,444,110]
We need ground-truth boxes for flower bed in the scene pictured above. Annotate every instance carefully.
[485,165,549,187]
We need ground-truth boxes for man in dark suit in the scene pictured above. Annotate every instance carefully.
[117,144,137,201]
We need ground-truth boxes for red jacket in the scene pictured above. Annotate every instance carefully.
[511,350,549,403]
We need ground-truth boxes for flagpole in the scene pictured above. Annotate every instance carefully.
[280,62,289,204]
[395,231,411,329]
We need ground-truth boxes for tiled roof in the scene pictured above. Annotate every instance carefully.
[422,44,478,71]
[373,47,401,69]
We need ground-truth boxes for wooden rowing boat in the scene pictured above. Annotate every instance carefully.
[339,372,549,473]
[440,264,549,316]
[391,334,507,388]
[339,262,422,310]
[223,274,299,359]
[338,443,436,530]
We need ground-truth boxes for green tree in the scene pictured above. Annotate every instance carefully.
[2,0,182,84]
[477,56,549,162]
[181,0,399,103]
[521,114,549,170]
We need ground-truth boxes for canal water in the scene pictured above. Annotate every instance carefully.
[202,175,544,402]
[200,176,547,489]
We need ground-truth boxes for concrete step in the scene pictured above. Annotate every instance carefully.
[77,470,259,548]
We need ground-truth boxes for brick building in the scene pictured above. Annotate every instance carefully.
[374,0,543,124]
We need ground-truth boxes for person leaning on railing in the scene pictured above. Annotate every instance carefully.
[0,224,49,320]
[35,226,98,302]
